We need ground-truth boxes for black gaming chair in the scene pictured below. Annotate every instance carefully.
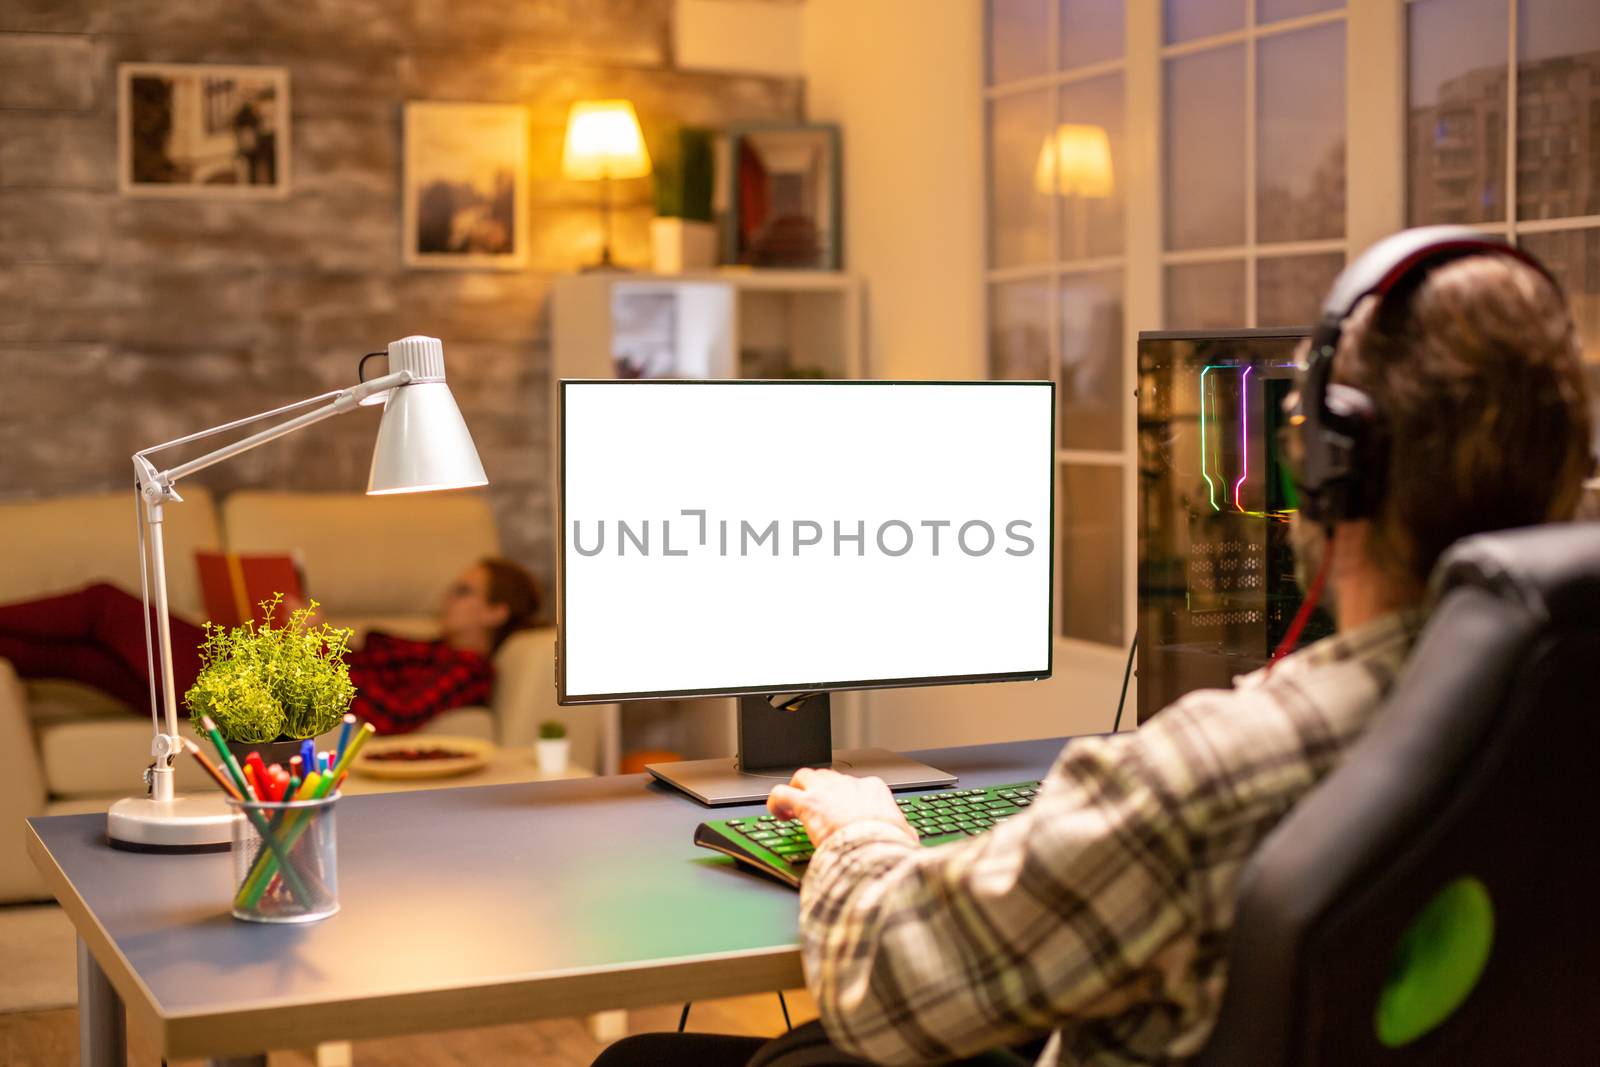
[1195,523,1600,1066]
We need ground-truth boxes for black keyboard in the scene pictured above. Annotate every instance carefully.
[693,780,1043,888]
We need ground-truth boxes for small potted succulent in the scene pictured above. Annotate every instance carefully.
[536,720,570,776]
[185,595,356,766]
[650,125,717,273]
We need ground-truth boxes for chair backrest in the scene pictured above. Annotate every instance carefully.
[1195,524,1600,1066]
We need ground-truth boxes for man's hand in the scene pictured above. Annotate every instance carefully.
[767,768,918,850]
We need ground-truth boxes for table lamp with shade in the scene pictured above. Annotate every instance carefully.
[562,99,652,270]
[1035,123,1114,259]
[108,335,488,850]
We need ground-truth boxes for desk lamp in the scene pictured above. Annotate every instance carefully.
[108,336,487,849]
[562,99,652,270]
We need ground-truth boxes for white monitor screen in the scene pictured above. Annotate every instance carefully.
[557,381,1054,702]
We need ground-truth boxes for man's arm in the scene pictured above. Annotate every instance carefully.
[772,736,1194,1065]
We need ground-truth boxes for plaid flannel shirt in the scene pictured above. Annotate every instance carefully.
[799,608,1425,1066]
[347,633,494,735]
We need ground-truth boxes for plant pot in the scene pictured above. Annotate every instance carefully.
[650,217,717,273]
[536,738,570,776]
[225,727,342,774]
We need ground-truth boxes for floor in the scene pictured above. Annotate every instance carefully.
[0,903,817,1066]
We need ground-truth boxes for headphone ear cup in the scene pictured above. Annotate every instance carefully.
[1322,384,1383,521]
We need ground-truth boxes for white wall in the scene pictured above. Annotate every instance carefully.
[801,0,986,381]
[676,0,806,77]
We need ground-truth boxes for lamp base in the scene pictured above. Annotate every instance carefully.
[107,794,235,852]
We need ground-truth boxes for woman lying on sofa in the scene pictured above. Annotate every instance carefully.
[0,558,542,735]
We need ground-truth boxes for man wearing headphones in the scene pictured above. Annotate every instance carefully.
[595,228,1594,1067]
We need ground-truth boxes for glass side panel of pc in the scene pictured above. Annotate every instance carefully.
[557,380,1055,704]
[1136,328,1335,723]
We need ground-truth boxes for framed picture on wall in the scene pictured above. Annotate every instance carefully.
[725,123,841,270]
[118,63,290,198]
[403,102,530,270]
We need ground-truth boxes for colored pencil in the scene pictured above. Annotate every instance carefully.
[181,738,242,801]
[245,752,269,794]
[334,714,356,767]
[199,716,317,908]
[237,724,373,909]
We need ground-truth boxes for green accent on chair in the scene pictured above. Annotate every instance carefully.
[1375,876,1495,1048]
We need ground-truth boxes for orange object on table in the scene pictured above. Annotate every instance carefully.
[619,750,683,775]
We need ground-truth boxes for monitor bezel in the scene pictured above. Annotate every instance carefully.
[555,378,1056,705]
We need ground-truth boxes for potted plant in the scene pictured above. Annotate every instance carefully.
[185,595,356,766]
[650,126,717,273]
[536,720,570,776]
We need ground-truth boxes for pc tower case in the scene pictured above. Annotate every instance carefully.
[1136,328,1335,724]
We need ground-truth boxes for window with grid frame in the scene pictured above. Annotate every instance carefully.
[983,0,1599,649]
[1407,0,1600,430]
[1161,1,1349,333]
[986,0,1130,648]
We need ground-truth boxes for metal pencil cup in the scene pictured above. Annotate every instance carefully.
[228,794,340,924]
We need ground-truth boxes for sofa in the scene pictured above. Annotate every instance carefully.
[0,488,616,903]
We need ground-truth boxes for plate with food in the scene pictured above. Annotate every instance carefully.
[351,735,494,779]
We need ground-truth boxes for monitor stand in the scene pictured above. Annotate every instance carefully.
[645,691,957,806]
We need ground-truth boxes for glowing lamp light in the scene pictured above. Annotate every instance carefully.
[1033,123,1115,198]
[561,100,652,181]
[561,99,651,269]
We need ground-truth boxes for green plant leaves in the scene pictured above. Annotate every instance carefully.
[184,594,357,743]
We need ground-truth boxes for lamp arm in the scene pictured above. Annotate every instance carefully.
[129,368,412,795]
[135,389,344,464]
[138,370,412,495]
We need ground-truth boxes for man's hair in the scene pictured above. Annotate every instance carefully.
[1332,253,1594,588]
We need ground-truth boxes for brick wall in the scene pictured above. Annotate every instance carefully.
[0,0,802,608]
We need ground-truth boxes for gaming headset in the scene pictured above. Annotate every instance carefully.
[1290,225,1562,529]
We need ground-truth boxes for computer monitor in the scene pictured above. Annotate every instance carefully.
[557,379,1055,804]
[1135,328,1336,724]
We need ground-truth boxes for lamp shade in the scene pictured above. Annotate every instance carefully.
[366,336,488,495]
[1034,123,1114,198]
[561,99,652,181]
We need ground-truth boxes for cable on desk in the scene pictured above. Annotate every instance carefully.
[777,990,793,1030]
[678,1002,692,1032]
